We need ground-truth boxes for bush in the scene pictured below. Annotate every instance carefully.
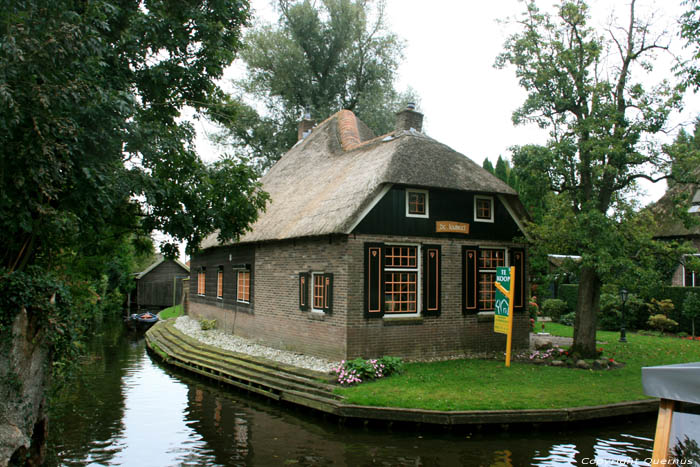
[199,318,217,330]
[560,311,576,326]
[334,356,404,386]
[648,314,679,334]
[542,298,568,321]
[682,292,700,337]
[558,284,579,312]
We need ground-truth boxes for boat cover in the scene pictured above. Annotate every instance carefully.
[642,362,700,405]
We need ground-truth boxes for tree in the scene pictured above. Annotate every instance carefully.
[495,155,510,185]
[211,0,415,170]
[496,0,682,356]
[683,292,700,337]
[483,158,495,173]
[0,1,267,461]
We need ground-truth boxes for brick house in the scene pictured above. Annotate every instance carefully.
[188,106,531,361]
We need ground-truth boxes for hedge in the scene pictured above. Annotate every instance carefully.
[556,284,700,334]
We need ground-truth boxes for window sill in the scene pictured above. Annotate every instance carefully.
[477,311,495,323]
[383,316,423,326]
[309,310,326,320]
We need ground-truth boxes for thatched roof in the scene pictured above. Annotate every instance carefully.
[650,178,700,239]
[202,110,522,248]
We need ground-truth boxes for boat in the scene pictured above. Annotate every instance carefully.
[126,311,160,331]
[642,362,700,464]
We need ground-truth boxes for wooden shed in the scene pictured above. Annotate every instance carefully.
[131,257,190,311]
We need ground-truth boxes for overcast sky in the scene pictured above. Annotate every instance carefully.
[178,0,700,259]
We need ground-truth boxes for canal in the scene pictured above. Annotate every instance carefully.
[46,321,658,466]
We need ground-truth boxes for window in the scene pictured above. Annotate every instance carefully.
[216,267,224,299]
[384,245,419,314]
[312,273,325,311]
[237,270,250,303]
[406,189,429,218]
[478,249,505,311]
[474,195,494,223]
[684,254,700,287]
[305,272,333,313]
[197,268,206,296]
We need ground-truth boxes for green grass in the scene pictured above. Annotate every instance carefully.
[335,325,700,411]
[159,304,183,320]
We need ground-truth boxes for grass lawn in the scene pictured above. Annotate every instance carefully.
[159,304,183,320]
[335,323,700,411]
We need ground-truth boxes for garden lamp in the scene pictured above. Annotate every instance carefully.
[619,288,628,343]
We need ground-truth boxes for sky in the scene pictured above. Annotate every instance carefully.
[174,0,700,260]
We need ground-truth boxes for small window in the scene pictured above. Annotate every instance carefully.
[384,245,419,314]
[474,195,494,223]
[216,267,223,299]
[197,268,206,296]
[684,254,700,287]
[237,270,250,303]
[312,273,325,311]
[478,249,505,311]
[406,189,429,218]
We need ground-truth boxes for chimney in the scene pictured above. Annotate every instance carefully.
[395,102,423,133]
[298,106,316,140]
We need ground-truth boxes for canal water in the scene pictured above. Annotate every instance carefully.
[46,322,658,466]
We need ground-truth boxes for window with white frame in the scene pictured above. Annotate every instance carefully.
[406,189,429,218]
[474,195,494,223]
[684,254,700,287]
[383,244,420,314]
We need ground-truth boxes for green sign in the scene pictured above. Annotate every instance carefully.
[494,267,510,334]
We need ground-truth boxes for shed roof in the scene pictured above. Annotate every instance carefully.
[135,256,190,279]
[202,110,524,249]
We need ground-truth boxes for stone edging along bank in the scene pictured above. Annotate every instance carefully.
[144,320,659,427]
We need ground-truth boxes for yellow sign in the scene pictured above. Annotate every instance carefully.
[435,221,470,234]
[494,266,516,367]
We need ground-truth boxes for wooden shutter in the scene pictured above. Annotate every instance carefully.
[510,248,526,312]
[462,246,479,314]
[323,273,333,314]
[299,272,309,311]
[423,245,441,316]
[364,243,384,317]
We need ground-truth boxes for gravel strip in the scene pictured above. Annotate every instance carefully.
[174,316,338,374]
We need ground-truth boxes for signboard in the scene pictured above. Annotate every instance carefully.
[494,267,510,334]
[436,221,470,234]
[493,266,516,367]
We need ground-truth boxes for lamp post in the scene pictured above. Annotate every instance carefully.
[619,288,628,343]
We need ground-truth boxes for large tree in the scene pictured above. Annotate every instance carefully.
[496,0,682,356]
[0,1,267,462]
[211,0,414,170]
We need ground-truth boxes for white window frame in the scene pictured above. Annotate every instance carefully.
[405,189,429,219]
[236,269,251,304]
[683,254,700,287]
[311,271,326,313]
[383,243,422,318]
[474,195,495,223]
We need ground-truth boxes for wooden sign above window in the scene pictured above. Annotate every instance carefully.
[436,221,470,234]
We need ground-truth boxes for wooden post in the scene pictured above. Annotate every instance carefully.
[651,399,675,463]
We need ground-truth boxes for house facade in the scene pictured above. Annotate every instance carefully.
[188,107,531,361]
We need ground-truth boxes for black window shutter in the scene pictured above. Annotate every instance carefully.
[462,246,480,314]
[364,243,384,318]
[510,248,526,312]
[323,273,333,314]
[423,245,441,316]
[299,272,309,311]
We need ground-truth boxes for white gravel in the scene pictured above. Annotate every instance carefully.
[174,316,339,374]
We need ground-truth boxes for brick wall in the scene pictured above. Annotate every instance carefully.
[188,233,529,362]
[345,234,530,360]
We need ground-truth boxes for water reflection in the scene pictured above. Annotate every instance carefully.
[47,322,658,466]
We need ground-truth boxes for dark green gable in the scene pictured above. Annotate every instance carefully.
[352,186,523,241]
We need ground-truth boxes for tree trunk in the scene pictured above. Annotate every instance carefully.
[573,266,602,358]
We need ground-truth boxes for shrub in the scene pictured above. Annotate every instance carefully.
[682,292,700,337]
[334,356,404,386]
[558,284,579,312]
[199,318,217,330]
[542,298,568,321]
[560,311,576,326]
[648,314,679,334]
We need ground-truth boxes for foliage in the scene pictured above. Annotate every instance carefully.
[198,318,217,331]
[210,0,416,170]
[336,325,700,411]
[648,314,679,334]
[597,291,647,332]
[334,356,404,386]
[1,0,267,273]
[159,304,184,321]
[482,155,521,193]
[558,284,579,312]
[682,292,700,337]
[559,312,577,327]
[541,298,568,321]
[496,0,683,356]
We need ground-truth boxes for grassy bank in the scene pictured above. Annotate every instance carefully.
[335,324,700,411]
[159,304,183,320]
